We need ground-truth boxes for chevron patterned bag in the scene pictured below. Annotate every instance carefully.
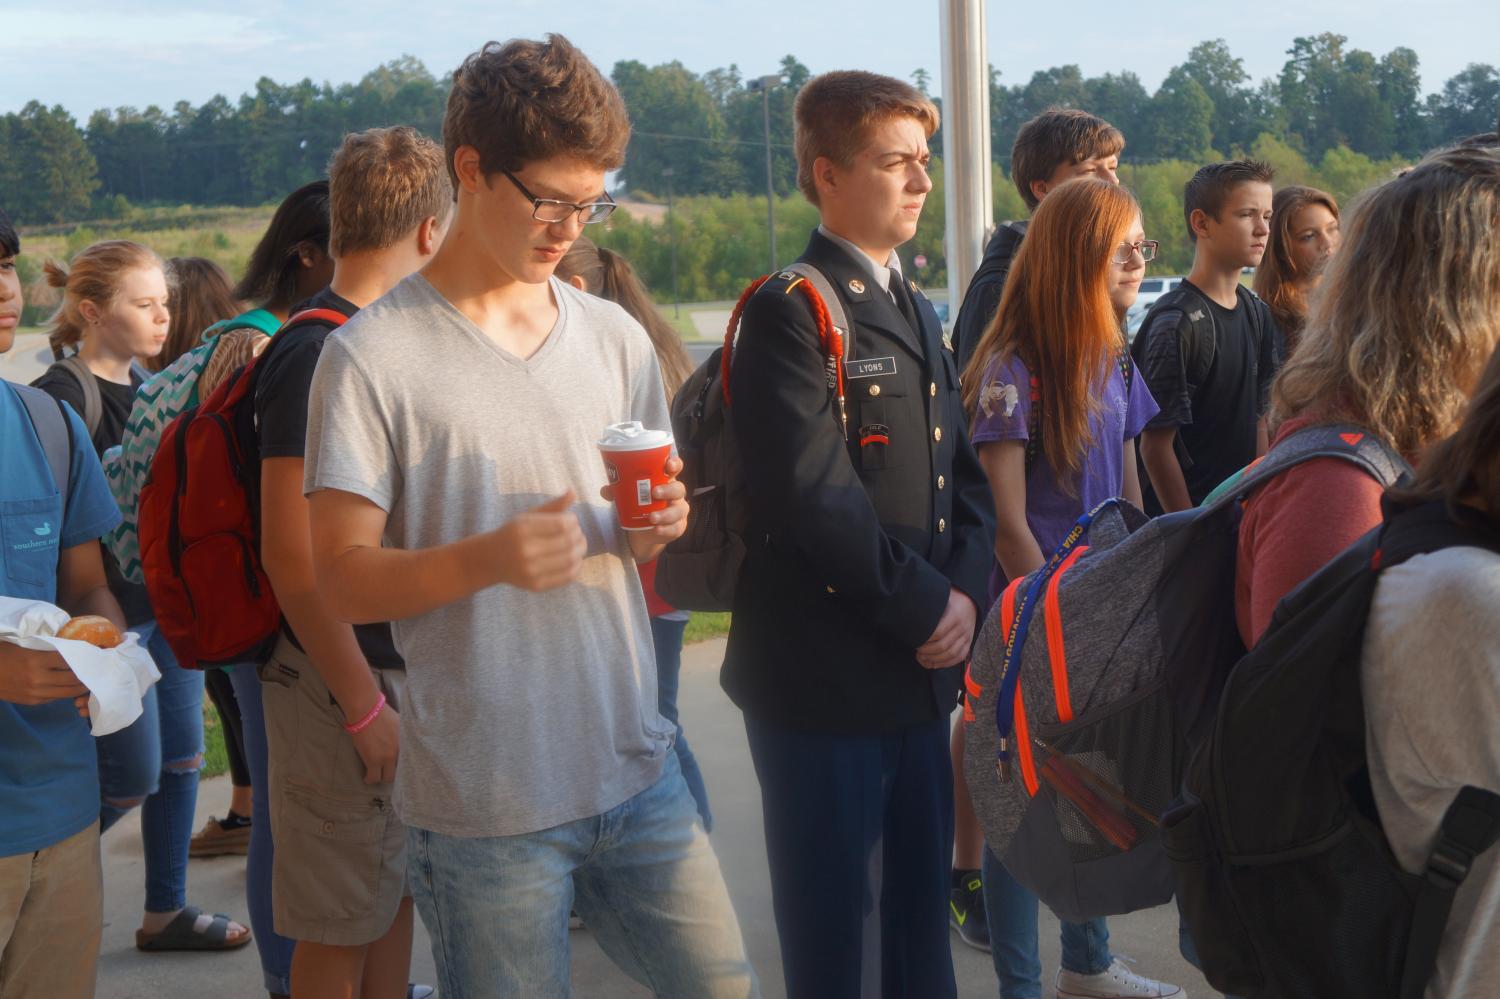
[102,322,270,582]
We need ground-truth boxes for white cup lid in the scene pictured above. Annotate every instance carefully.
[598,421,674,451]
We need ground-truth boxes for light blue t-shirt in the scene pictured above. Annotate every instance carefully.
[1,381,122,856]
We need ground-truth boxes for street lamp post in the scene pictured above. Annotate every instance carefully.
[749,74,782,273]
[662,167,681,318]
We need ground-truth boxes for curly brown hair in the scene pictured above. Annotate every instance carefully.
[1271,146,1500,455]
[442,35,629,189]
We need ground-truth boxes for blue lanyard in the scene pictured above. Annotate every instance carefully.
[993,498,1120,770]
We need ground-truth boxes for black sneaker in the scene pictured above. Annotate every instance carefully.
[949,868,990,952]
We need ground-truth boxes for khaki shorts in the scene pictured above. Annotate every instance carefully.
[0,822,101,999]
[260,635,408,946]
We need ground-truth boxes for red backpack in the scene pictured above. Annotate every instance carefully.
[139,308,346,670]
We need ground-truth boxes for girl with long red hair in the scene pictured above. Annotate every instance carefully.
[961,177,1180,999]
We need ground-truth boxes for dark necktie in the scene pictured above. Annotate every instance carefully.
[888,267,920,335]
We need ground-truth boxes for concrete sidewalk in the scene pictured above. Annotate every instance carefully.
[97,638,1216,998]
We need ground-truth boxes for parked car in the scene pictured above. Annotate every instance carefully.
[1125,275,1185,342]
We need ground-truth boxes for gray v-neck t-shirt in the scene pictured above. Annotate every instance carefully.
[304,273,674,837]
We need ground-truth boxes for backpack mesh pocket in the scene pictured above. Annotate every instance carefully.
[1031,679,1177,865]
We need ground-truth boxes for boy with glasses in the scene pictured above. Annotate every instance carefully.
[301,36,755,997]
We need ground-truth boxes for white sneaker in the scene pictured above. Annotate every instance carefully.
[1055,957,1185,998]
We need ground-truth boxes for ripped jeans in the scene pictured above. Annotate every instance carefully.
[97,620,205,913]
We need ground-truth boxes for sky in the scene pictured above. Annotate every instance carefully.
[2,0,1495,121]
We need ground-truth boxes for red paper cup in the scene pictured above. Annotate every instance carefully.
[598,422,675,531]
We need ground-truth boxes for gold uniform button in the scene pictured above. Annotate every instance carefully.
[929,381,937,397]
[933,426,943,443]
[937,475,946,490]
[938,518,947,533]
[868,383,881,397]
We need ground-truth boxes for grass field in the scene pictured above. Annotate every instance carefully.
[198,612,733,779]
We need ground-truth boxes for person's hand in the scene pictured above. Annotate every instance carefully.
[349,700,400,785]
[492,491,587,591]
[916,588,978,670]
[0,642,91,706]
[600,455,691,544]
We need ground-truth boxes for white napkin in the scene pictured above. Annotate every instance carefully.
[0,596,161,736]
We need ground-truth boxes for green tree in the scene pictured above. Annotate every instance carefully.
[1147,69,1216,161]
[5,102,100,222]
[1428,63,1500,144]
[612,60,737,196]
[1178,39,1257,151]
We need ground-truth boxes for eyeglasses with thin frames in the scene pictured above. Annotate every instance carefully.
[500,169,617,225]
[1112,239,1159,264]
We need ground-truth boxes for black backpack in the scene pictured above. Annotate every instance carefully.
[655,263,851,612]
[1130,282,1274,397]
[1165,499,1500,999]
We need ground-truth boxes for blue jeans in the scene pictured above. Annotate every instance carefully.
[229,662,295,996]
[651,616,712,831]
[407,751,757,998]
[95,621,204,913]
[982,849,1112,999]
[746,715,956,999]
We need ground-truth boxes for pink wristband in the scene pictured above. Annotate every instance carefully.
[343,692,387,735]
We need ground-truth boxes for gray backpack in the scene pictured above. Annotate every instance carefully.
[962,424,1409,922]
[12,381,74,514]
[655,264,850,612]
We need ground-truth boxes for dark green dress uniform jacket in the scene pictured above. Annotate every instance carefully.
[722,229,996,735]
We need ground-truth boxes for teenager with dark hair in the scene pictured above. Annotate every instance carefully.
[233,180,334,322]
[1251,186,1339,356]
[1,206,135,999]
[1134,160,1279,513]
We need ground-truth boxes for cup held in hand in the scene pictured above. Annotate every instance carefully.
[598,421,674,531]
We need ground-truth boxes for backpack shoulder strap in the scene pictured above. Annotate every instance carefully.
[782,262,852,360]
[13,382,73,510]
[1401,785,1500,999]
[1204,424,1411,514]
[56,353,103,437]
[1157,284,1217,390]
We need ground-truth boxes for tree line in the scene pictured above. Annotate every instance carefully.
[2,33,1497,225]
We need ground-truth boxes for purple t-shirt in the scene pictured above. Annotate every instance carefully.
[970,352,1159,604]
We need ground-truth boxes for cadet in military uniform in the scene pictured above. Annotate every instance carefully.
[724,70,995,999]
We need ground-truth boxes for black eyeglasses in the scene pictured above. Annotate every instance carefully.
[1112,239,1159,264]
[500,169,617,225]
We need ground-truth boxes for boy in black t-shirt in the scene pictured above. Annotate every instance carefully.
[1135,160,1279,513]
[255,126,449,998]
